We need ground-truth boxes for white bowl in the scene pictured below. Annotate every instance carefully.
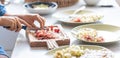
[84,0,101,6]
[24,2,58,15]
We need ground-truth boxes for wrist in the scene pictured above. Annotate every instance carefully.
[0,17,5,26]
[0,17,3,26]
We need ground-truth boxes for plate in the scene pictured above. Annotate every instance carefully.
[71,24,120,44]
[46,45,114,58]
[52,9,103,24]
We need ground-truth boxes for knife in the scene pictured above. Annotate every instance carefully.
[3,26,47,30]
[3,26,27,30]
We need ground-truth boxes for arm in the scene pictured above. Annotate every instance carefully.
[0,4,6,16]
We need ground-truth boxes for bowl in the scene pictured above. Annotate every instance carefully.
[84,0,101,6]
[24,2,58,15]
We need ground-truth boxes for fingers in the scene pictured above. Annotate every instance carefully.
[7,19,15,31]
[14,18,17,31]
[19,18,32,28]
[35,14,46,28]
[16,14,46,29]
[40,16,46,26]
[6,17,29,32]
[15,18,22,32]
[31,23,38,28]
[7,18,20,31]
[3,16,33,32]
[35,15,43,28]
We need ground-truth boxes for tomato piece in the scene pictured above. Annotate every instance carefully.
[97,36,104,42]
[84,35,92,40]
[54,28,60,33]
[35,33,40,37]
[73,18,81,22]
[49,25,54,31]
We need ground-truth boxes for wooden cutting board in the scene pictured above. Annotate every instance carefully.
[26,24,70,47]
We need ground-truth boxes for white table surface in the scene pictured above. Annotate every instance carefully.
[10,0,120,58]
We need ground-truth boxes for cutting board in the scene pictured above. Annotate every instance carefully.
[26,24,70,47]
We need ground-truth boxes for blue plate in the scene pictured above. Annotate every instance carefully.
[24,2,57,9]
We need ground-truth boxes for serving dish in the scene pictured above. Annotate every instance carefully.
[24,2,58,14]
[26,24,70,49]
[52,9,103,24]
[84,0,101,6]
[46,45,114,58]
[71,24,120,44]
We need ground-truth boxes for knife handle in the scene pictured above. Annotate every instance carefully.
[3,26,27,30]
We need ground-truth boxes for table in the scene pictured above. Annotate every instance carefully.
[11,0,120,58]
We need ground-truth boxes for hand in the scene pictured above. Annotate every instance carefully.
[0,16,32,32]
[17,14,45,28]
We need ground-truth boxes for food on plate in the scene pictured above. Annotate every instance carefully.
[34,26,61,40]
[54,45,113,58]
[32,4,49,9]
[77,28,104,42]
[70,14,103,23]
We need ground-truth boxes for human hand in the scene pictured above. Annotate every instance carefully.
[17,14,45,28]
[0,16,32,32]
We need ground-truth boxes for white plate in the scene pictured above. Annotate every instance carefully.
[46,45,114,58]
[52,9,103,24]
[71,24,120,44]
[24,2,58,15]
